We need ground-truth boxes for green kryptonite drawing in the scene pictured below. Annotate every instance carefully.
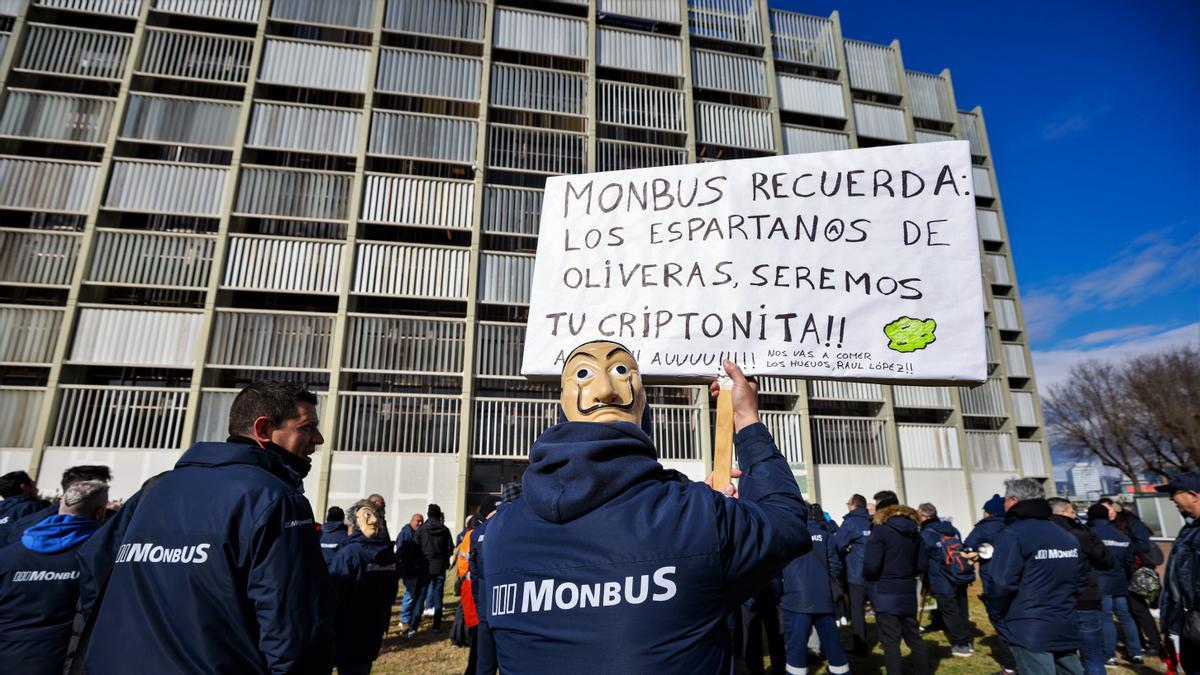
[884,317,937,353]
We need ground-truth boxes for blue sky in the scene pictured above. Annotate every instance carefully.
[777,0,1200,476]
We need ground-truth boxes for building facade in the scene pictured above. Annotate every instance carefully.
[1068,462,1102,499]
[0,0,1050,533]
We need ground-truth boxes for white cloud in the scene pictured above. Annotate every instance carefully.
[1022,228,1200,342]
[1032,322,1200,393]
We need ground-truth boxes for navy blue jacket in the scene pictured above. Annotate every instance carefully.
[920,518,968,596]
[478,418,810,674]
[833,507,872,585]
[329,534,399,667]
[863,505,926,616]
[83,441,333,674]
[781,518,842,614]
[0,513,100,675]
[396,523,424,579]
[0,502,56,547]
[471,515,498,675]
[320,521,350,568]
[987,499,1086,652]
[0,494,47,542]
[1089,519,1135,597]
[1162,519,1200,636]
[965,514,1006,594]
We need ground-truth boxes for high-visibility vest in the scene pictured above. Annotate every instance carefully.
[456,528,473,580]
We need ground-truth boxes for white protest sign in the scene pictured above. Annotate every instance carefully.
[521,141,987,384]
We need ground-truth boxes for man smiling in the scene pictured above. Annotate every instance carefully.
[477,340,811,673]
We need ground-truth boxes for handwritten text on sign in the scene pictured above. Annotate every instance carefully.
[521,141,987,384]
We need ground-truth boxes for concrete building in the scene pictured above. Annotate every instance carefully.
[1069,462,1103,499]
[0,0,1049,533]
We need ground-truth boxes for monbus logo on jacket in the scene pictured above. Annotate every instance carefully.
[12,569,80,582]
[114,542,210,564]
[491,566,677,616]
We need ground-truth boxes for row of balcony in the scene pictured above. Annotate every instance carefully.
[0,384,1043,476]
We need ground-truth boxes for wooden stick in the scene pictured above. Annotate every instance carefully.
[713,379,734,491]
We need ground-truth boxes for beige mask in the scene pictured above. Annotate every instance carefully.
[560,341,646,425]
[356,506,380,539]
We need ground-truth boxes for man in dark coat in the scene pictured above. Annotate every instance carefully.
[780,503,848,674]
[863,491,929,675]
[964,492,1017,673]
[477,345,810,673]
[320,506,349,568]
[1156,471,1200,672]
[0,480,107,675]
[1049,497,1115,675]
[329,500,400,675]
[988,478,1086,675]
[1087,502,1144,665]
[81,380,333,673]
[396,512,425,633]
[0,471,47,542]
[411,504,453,634]
[917,502,974,657]
[833,492,873,653]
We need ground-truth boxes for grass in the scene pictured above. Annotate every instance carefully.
[369,582,1162,674]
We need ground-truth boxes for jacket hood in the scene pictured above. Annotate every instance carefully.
[524,419,671,524]
[321,521,346,534]
[843,507,870,520]
[1006,498,1052,521]
[874,505,921,537]
[921,517,957,536]
[347,533,393,556]
[21,513,101,554]
[177,440,305,487]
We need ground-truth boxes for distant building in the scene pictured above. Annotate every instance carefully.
[1055,480,1071,497]
[1070,463,1103,499]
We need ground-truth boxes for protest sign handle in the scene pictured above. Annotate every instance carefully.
[713,379,734,490]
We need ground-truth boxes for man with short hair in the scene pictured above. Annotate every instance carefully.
[82,380,333,673]
[367,493,391,541]
[320,506,349,568]
[0,479,108,675]
[396,512,425,633]
[988,478,1086,675]
[1048,497,1114,675]
[834,492,872,653]
[917,502,974,657]
[0,471,47,542]
[0,466,111,547]
[1156,472,1200,672]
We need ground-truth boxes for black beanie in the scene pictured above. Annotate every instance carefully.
[875,495,899,511]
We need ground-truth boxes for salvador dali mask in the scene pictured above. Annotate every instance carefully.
[356,505,380,539]
[560,341,647,425]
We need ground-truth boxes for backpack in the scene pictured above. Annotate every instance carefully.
[1130,566,1162,603]
[939,533,977,585]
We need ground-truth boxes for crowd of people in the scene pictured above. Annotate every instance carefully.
[0,368,1197,675]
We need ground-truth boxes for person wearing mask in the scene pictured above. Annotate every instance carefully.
[833,493,872,653]
[780,503,848,675]
[916,502,975,658]
[81,380,333,673]
[988,478,1086,675]
[397,512,426,633]
[964,493,1016,674]
[863,491,929,675]
[328,500,399,675]
[410,503,453,635]
[366,494,391,541]
[1112,508,1164,657]
[1,465,112,547]
[1087,503,1144,666]
[0,471,48,542]
[477,346,810,672]
[0,480,108,675]
[1047,497,1114,675]
[320,506,349,568]
[1156,472,1200,673]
